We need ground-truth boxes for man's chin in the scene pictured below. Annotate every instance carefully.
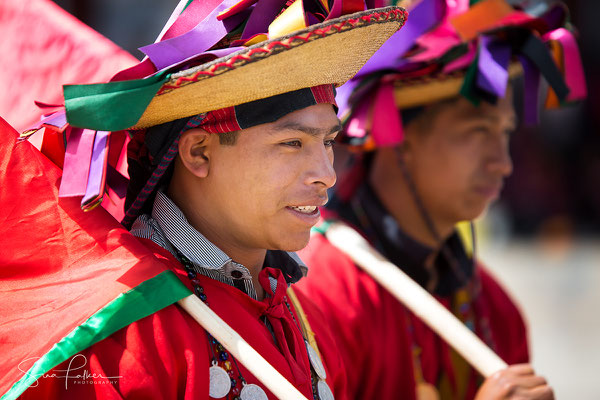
[460,202,490,222]
[269,231,311,252]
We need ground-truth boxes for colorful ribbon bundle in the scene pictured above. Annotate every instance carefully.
[338,0,587,150]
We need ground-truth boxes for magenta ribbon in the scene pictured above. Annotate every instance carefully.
[443,41,476,73]
[81,131,110,208]
[59,128,97,197]
[543,28,587,102]
[345,96,370,139]
[139,0,245,71]
[371,82,403,147]
[476,35,511,98]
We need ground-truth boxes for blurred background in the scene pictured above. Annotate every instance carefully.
[2,0,599,397]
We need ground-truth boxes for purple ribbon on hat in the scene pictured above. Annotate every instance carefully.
[139,0,246,71]
[476,35,511,98]
[241,0,287,40]
[518,55,540,125]
[335,79,360,119]
[82,131,110,209]
[59,128,96,197]
[354,0,446,78]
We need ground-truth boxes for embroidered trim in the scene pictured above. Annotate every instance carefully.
[157,8,408,95]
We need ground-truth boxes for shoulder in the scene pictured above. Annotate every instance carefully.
[475,263,530,363]
[297,233,385,316]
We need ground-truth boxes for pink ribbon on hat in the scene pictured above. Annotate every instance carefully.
[543,28,587,102]
[371,81,404,147]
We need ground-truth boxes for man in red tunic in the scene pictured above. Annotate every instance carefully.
[296,0,585,399]
[0,2,409,399]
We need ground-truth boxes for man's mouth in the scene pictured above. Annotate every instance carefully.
[287,205,318,214]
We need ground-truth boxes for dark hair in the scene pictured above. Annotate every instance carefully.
[124,116,239,215]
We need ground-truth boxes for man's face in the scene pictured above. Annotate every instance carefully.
[203,103,340,252]
[388,91,515,226]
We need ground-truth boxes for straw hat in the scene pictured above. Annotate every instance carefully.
[336,0,585,150]
[64,6,408,131]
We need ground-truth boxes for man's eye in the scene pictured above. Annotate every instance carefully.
[324,139,336,147]
[282,140,302,147]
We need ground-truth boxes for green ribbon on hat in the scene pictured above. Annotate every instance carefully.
[63,72,169,131]
[459,53,481,106]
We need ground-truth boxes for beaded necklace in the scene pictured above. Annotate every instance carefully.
[175,248,333,400]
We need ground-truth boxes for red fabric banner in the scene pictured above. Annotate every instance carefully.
[0,118,174,398]
[0,0,137,132]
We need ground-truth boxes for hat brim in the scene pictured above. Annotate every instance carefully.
[133,6,407,129]
[394,61,523,109]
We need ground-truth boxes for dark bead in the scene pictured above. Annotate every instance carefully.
[219,351,228,361]
[199,293,208,302]
[187,270,197,279]
[230,378,237,388]
[216,344,224,352]
[233,397,241,400]
[190,278,201,286]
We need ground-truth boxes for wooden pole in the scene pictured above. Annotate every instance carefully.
[325,222,508,378]
[178,295,309,400]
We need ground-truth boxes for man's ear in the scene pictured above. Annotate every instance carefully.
[178,128,215,178]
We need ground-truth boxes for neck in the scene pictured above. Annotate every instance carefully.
[168,178,266,300]
[369,179,454,250]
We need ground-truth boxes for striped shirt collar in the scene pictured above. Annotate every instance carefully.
[151,190,231,270]
[131,191,307,298]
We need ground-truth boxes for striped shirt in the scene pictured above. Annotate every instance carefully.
[130,191,307,300]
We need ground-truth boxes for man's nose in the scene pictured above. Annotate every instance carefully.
[487,137,513,177]
[306,146,336,189]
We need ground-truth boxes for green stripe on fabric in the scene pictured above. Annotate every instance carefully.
[182,0,195,11]
[63,72,169,131]
[310,220,333,236]
[2,270,191,400]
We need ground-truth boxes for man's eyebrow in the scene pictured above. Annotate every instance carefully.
[274,121,342,137]
[462,113,517,128]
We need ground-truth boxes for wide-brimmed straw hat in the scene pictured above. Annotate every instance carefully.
[336,0,586,150]
[63,6,408,132]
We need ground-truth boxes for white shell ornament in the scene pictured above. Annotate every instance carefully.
[317,380,335,400]
[305,340,327,380]
[240,383,268,400]
[209,363,231,398]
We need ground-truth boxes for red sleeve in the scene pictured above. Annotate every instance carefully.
[19,304,210,400]
[296,234,416,399]
[477,265,530,365]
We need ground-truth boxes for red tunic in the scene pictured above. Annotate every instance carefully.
[19,243,348,400]
[296,232,529,400]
